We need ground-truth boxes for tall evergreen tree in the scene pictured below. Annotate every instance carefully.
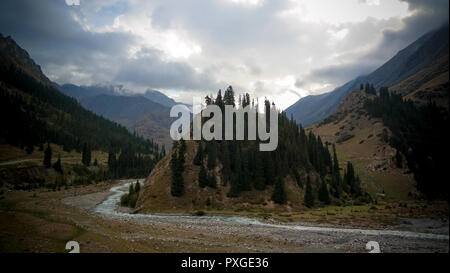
[271,177,286,204]
[52,154,63,174]
[304,175,315,208]
[82,143,91,166]
[198,164,208,188]
[318,179,331,205]
[194,142,203,165]
[43,143,52,168]
[207,142,217,170]
[253,153,266,190]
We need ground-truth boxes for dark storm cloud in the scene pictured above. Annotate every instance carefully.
[115,48,218,90]
[305,0,449,87]
[0,0,217,90]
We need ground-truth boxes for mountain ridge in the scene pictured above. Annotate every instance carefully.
[286,24,449,126]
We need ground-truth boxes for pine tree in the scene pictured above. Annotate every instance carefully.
[253,153,266,190]
[208,173,217,188]
[194,142,203,165]
[43,143,52,168]
[25,143,34,154]
[304,175,315,208]
[318,179,331,205]
[271,177,286,204]
[198,164,208,188]
[82,143,91,166]
[170,140,185,197]
[52,154,63,174]
[220,141,231,185]
[135,181,141,193]
[207,142,217,170]
[395,150,403,168]
[293,169,303,188]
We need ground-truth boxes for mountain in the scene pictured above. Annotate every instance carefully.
[80,94,174,149]
[143,89,178,107]
[56,83,125,100]
[308,89,416,200]
[286,24,449,126]
[390,51,448,109]
[0,33,160,156]
[0,34,50,84]
[136,89,371,213]
[57,84,183,149]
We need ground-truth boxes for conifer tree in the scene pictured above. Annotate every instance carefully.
[198,164,208,188]
[43,143,52,168]
[207,142,217,170]
[304,175,315,208]
[82,143,91,166]
[271,177,286,204]
[254,153,266,190]
[53,154,63,174]
[318,179,331,205]
[194,142,203,165]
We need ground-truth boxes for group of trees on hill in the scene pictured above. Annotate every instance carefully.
[0,65,162,162]
[170,139,186,197]
[360,82,376,95]
[107,147,162,179]
[170,86,368,207]
[120,181,141,208]
[365,87,449,199]
[1,65,164,181]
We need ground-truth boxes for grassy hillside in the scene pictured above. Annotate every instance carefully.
[309,90,416,201]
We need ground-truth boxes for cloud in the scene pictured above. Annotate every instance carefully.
[0,0,448,107]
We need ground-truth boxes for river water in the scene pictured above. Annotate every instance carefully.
[94,181,449,241]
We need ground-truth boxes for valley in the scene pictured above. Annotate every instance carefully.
[1,179,447,253]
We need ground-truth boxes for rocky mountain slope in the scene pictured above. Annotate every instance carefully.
[286,24,449,126]
[58,84,180,149]
[308,89,416,200]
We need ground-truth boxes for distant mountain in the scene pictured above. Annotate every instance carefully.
[79,94,174,148]
[143,89,178,107]
[286,24,449,126]
[80,94,169,121]
[0,34,159,155]
[56,83,125,100]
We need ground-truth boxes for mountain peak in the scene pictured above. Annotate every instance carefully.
[0,33,50,84]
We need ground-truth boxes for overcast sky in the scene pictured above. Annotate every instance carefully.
[0,0,448,109]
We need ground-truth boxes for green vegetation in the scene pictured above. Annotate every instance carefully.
[170,139,186,197]
[365,87,449,199]
[169,87,368,207]
[0,65,163,180]
[43,143,52,168]
[120,181,141,208]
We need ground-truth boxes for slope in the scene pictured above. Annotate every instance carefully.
[286,24,449,126]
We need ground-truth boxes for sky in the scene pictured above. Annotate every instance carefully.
[0,0,448,109]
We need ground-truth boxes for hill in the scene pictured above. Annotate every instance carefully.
[0,34,162,186]
[309,89,416,200]
[286,24,449,126]
[58,84,179,149]
[80,94,174,149]
[137,88,371,213]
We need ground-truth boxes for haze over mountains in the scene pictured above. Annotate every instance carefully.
[286,24,449,126]
[56,82,187,149]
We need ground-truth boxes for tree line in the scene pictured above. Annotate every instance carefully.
[0,65,161,158]
[365,87,449,199]
[170,86,368,207]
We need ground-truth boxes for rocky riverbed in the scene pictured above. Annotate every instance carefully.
[61,180,449,253]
